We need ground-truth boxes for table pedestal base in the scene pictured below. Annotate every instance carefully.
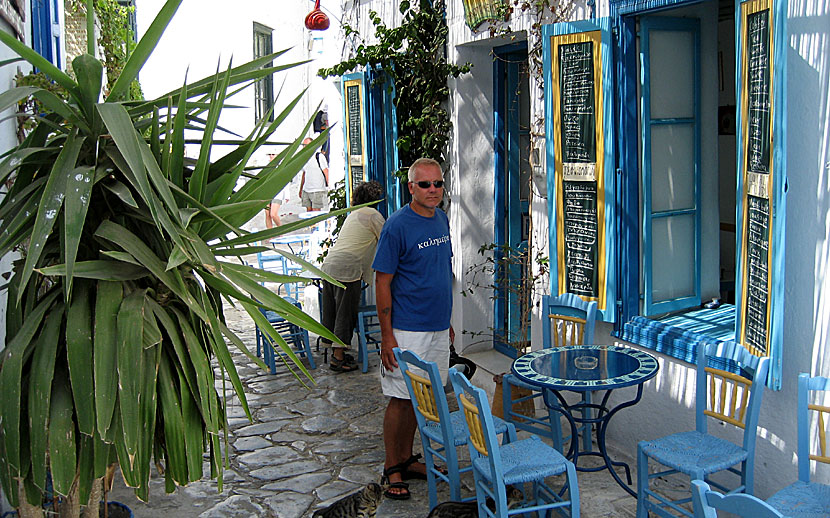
[544,384,645,497]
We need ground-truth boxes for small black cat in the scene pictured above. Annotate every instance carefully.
[312,483,384,518]
[426,485,524,517]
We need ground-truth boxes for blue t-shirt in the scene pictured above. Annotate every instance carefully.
[372,204,452,331]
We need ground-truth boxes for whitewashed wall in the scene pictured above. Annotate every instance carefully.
[0,8,31,514]
[136,0,345,230]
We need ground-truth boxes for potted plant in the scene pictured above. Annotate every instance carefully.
[0,1,341,516]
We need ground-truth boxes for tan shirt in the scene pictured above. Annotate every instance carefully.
[320,206,385,284]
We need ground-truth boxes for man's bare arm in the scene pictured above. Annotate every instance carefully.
[375,270,398,371]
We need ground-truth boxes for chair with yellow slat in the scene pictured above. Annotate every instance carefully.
[501,293,597,453]
[763,373,830,517]
[636,341,769,518]
[450,368,580,518]
[394,348,510,511]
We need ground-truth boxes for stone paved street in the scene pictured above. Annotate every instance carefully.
[107,300,660,517]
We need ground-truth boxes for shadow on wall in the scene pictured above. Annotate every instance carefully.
[784,4,830,378]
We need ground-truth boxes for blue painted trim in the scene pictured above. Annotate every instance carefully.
[493,48,507,353]
[733,0,787,390]
[610,0,704,16]
[542,17,616,322]
[384,76,401,212]
[31,0,54,66]
[615,16,640,332]
[639,16,702,316]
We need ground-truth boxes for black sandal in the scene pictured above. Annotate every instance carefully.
[380,467,411,500]
[330,355,358,373]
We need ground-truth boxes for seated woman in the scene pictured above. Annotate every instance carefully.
[319,181,385,372]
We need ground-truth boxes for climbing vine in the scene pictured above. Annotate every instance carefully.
[318,0,470,175]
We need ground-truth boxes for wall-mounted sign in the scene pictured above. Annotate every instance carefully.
[343,76,367,202]
[550,30,607,310]
[738,0,777,358]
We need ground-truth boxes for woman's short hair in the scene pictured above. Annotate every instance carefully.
[352,180,383,206]
[407,158,442,182]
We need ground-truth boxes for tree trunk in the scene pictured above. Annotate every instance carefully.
[83,478,103,518]
[16,478,43,518]
[57,478,80,518]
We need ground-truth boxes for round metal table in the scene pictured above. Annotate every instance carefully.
[512,345,659,496]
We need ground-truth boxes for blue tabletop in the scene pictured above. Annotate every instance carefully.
[511,345,659,391]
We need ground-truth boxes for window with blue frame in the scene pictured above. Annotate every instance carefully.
[544,0,786,389]
[31,0,62,68]
[253,22,274,123]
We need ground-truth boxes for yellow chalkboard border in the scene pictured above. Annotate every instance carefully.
[550,31,607,312]
[343,78,367,204]
[737,0,776,358]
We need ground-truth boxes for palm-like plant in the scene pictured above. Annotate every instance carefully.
[0,0,342,515]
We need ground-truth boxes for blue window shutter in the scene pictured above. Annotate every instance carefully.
[734,0,787,389]
[639,17,702,316]
[543,18,616,322]
[31,0,53,65]
[365,67,400,217]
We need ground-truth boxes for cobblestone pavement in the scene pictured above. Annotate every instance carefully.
[107,300,664,517]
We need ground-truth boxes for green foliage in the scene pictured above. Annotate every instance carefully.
[12,70,70,140]
[67,0,144,100]
[0,0,347,512]
[318,0,470,175]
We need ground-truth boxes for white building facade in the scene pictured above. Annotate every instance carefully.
[335,0,830,499]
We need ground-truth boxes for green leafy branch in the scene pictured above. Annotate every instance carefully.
[318,0,470,174]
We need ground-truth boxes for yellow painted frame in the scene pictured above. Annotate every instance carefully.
[343,78,367,202]
[550,31,607,311]
[737,0,776,357]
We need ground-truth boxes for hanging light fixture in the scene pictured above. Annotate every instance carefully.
[305,0,330,31]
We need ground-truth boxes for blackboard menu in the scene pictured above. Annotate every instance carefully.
[350,166,364,192]
[559,42,596,163]
[563,181,599,296]
[740,7,773,356]
[558,40,599,298]
[744,195,770,355]
[346,84,363,157]
[746,10,770,176]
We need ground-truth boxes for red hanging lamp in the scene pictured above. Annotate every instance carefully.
[305,0,330,31]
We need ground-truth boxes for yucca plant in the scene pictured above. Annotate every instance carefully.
[0,0,344,516]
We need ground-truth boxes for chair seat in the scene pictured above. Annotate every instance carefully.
[505,373,539,392]
[473,436,570,485]
[424,411,510,447]
[639,430,748,474]
[766,481,830,517]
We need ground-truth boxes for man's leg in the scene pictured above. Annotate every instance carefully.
[268,202,281,226]
[383,397,418,496]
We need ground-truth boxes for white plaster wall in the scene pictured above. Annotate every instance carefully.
[135,0,345,229]
[0,5,31,512]
[0,3,31,355]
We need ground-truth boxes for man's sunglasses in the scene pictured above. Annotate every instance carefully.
[413,180,445,188]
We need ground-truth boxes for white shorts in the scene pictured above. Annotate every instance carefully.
[380,329,450,399]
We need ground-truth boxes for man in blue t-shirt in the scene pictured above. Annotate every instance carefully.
[372,157,454,500]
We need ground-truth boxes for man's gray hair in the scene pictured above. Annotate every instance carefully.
[408,158,443,182]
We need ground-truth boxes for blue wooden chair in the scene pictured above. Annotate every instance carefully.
[764,373,830,517]
[692,480,783,518]
[636,341,769,518]
[355,285,382,372]
[256,298,316,373]
[449,368,580,518]
[253,248,315,371]
[394,348,510,511]
[501,293,597,453]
